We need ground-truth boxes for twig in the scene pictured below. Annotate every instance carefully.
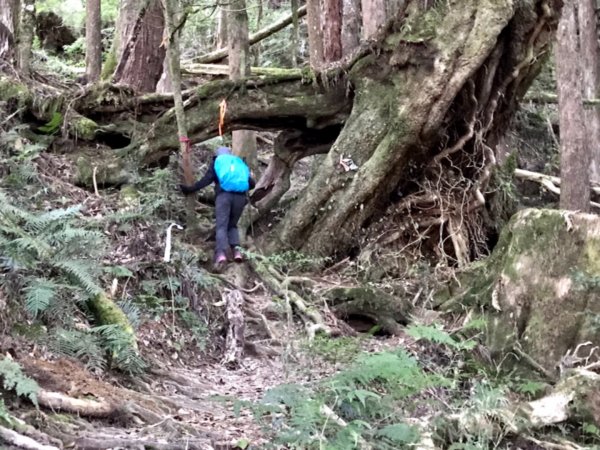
[513,346,556,381]
[92,166,100,197]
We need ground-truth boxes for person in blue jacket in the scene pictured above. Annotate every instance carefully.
[180,147,255,266]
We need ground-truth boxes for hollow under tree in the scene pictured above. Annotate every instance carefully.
[2,0,562,260]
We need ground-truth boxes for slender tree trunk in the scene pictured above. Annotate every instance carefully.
[322,0,342,62]
[228,0,258,172]
[578,0,600,183]
[0,0,19,63]
[360,0,385,39]
[163,0,198,229]
[112,0,166,93]
[216,3,228,50]
[85,0,102,82]
[17,0,35,75]
[306,0,324,69]
[342,0,361,55]
[557,0,590,211]
[290,0,299,66]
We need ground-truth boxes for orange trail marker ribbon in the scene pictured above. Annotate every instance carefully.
[219,99,227,139]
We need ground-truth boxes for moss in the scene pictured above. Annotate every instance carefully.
[87,292,136,347]
[0,77,30,102]
[74,151,132,188]
[71,115,98,140]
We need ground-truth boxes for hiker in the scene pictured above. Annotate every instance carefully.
[180,147,255,266]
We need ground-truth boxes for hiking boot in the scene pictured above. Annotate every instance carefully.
[214,252,227,268]
[232,248,244,263]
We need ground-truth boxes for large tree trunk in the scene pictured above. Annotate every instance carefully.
[341,0,361,55]
[228,0,258,171]
[578,0,600,184]
[17,0,35,75]
[306,0,324,69]
[85,0,102,82]
[0,0,19,64]
[360,0,385,39]
[557,0,590,211]
[322,0,343,62]
[112,0,166,93]
[271,0,562,256]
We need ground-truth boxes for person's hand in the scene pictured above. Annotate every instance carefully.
[179,184,194,195]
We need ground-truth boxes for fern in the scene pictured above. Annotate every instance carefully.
[52,259,103,296]
[23,278,58,317]
[406,323,477,351]
[91,325,147,374]
[49,329,106,374]
[0,358,39,406]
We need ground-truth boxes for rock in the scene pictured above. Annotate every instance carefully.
[441,208,600,375]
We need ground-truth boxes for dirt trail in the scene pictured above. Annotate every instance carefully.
[12,331,404,450]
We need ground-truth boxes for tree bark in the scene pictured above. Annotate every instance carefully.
[216,3,228,50]
[228,0,258,171]
[0,0,19,64]
[112,0,166,93]
[360,0,385,39]
[342,0,361,55]
[18,0,35,75]
[322,0,343,62]
[557,0,590,211]
[578,0,600,184]
[306,0,324,69]
[85,0,102,82]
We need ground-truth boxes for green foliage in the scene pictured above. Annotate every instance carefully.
[246,249,330,274]
[50,326,146,375]
[38,112,63,135]
[0,358,39,406]
[304,335,361,364]
[0,194,105,320]
[375,423,420,446]
[406,323,476,351]
[92,325,147,375]
[252,350,444,449]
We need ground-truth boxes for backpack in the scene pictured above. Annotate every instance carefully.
[214,154,250,193]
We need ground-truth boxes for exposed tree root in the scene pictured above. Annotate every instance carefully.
[0,425,59,450]
[250,260,332,338]
[36,390,117,418]
[222,289,246,368]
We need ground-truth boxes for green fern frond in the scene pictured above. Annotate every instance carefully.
[49,329,106,374]
[0,358,39,406]
[52,259,103,296]
[23,278,58,317]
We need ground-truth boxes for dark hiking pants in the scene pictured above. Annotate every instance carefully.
[215,192,247,255]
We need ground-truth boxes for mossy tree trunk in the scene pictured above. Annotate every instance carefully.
[0,0,18,64]
[272,0,561,256]
[17,0,36,76]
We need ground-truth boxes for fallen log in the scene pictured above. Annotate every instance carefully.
[185,5,307,64]
[222,289,246,368]
[182,64,302,77]
[37,390,116,418]
[514,168,600,208]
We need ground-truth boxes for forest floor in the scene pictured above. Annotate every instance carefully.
[2,84,591,449]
